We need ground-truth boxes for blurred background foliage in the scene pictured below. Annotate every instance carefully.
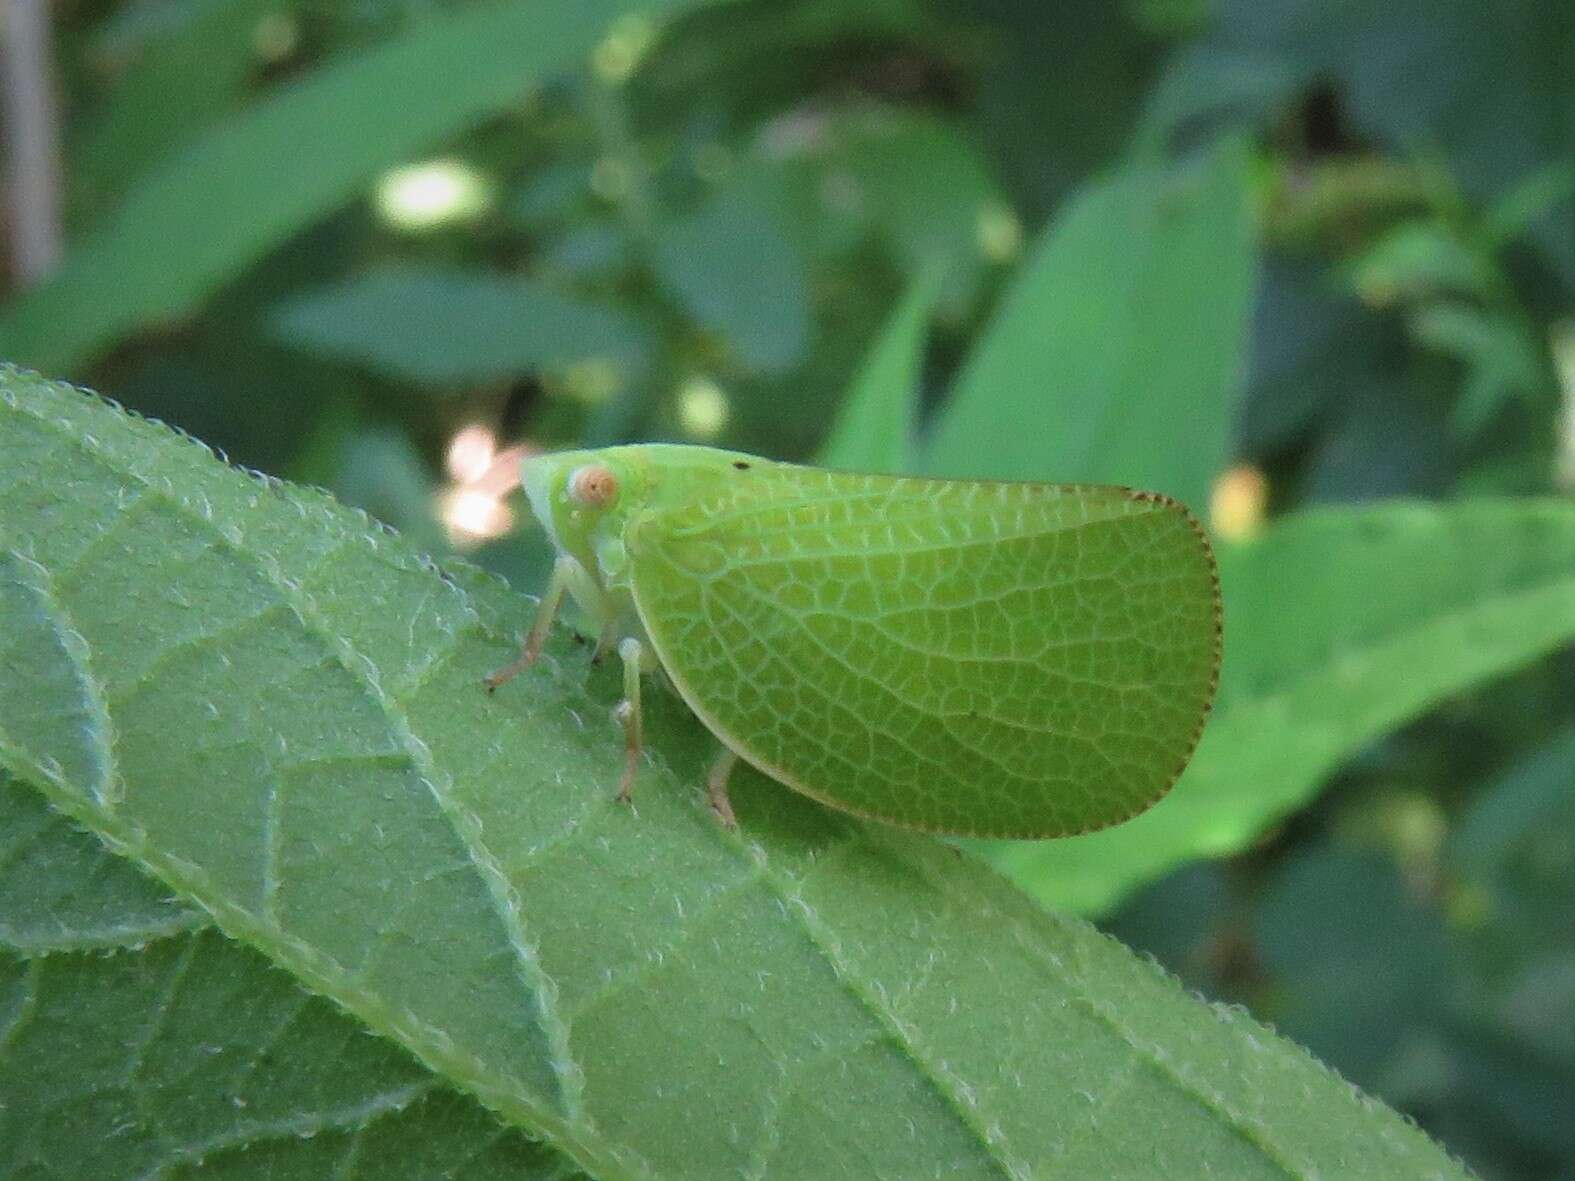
[2,0,1573,1177]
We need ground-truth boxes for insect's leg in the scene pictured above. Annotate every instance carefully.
[589,624,618,667]
[705,747,739,831]
[485,555,572,691]
[613,637,644,805]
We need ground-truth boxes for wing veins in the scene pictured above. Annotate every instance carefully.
[658,484,907,537]
[711,580,1103,786]
[666,514,1167,582]
[699,585,999,789]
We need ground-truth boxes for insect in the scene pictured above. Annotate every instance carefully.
[486,445,1220,838]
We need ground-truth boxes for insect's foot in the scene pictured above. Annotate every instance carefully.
[615,764,636,807]
[591,629,619,668]
[485,642,542,693]
[482,667,518,693]
[614,701,639,805]
[704,748,740,831]
[709,796,739,832]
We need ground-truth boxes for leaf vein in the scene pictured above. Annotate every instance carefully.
[748,849,1031,1181]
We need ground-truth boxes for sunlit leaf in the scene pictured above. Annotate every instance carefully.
[0,368,1466,1179]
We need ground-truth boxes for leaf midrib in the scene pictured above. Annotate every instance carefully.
[745,842,1029,1181]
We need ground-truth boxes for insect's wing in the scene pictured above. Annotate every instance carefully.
[626,466,1219,838]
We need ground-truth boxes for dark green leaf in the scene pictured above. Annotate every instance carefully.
[70,0,277,226]
[0,0,702,374]
[1451,727,1575,880]
[652,178,812,374]
[1196,0,1575,288]
[955,0,1160,218]
[1254,849,1449,1090]
[269,266,651,385]
[0,773,578,1180]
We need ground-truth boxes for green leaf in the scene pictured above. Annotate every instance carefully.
[0,772,580,1180]
[0,768,201,956]
[1188,0,1575,285]
[922,138,1257,513]
[1450,728,1575,889]
[269,266,652,385]
[1405,303,1545,438]
[325,425,447,555]
[967,0,1160,219]
[1482,161,1575,245]
[0,0,697,375]
[787,109,1011,306]
[1136,46,1304,153]
[1252,849,1450,1091]
[987,500,1575,915]
[1235,257,1379,456]
[651,177,812,374]
[69,0,277,226]
[0,368,1467,1179]
[1345,222,1498,306]
[815,271,936,472]
[1444,735,1575,1109]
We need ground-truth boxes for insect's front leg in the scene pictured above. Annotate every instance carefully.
[484,555,573,691]
[586,535,631,666]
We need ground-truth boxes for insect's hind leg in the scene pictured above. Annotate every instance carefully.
[608,638,737,830]
[706,748,739,831]
[613,637,645,805]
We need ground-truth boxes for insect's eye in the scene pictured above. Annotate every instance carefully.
[568,464,619,509]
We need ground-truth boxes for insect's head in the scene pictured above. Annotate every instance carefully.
[521,448,642,567]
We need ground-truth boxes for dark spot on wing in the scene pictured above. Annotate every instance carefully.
[732,460,752,470]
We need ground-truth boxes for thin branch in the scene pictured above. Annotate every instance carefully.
[2,0,63,285]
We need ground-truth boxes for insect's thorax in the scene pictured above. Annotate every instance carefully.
[522,442,779,644]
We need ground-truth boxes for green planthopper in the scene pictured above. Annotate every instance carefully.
[487,444,1220,838]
